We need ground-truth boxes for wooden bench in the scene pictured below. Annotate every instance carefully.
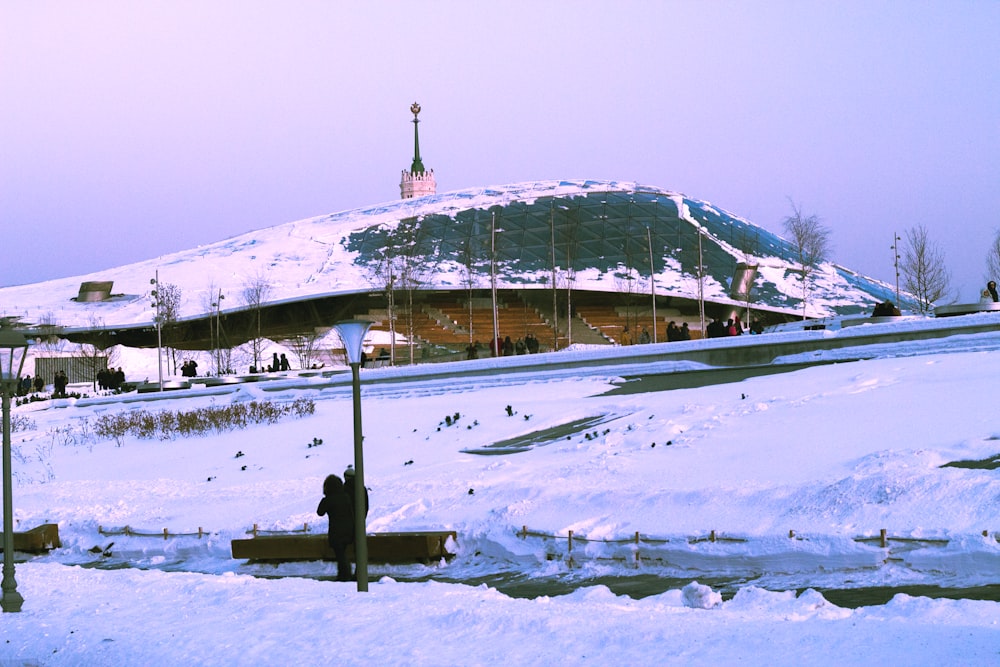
[0,523,61,553]
[231,530,456,564]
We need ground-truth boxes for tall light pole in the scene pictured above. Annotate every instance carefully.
[212,290,225,374]
[490,211,500,356]
[697,225,706,336]
[0,328,29,612]
[892,232,902,305]
[647,226,658,343]
[150,272,164,391]
[334,320,372,592]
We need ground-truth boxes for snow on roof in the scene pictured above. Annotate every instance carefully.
[0,180,903,330]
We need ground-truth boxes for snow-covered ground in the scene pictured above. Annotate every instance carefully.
[3,319,1000,665]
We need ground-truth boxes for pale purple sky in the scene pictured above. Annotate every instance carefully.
[2,1,998,300]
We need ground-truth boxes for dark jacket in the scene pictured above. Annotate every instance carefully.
[317,475,354,545]
[344,475,369,518]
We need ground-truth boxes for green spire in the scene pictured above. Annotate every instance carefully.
[409,102,426,174]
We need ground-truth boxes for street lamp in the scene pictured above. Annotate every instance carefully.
[150,272,164,391]
[333,319,372,592]
[0,328,28,612]
[697,225,707,336]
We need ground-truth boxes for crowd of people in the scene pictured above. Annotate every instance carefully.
[463,333,542,359]
[96,366,126,391]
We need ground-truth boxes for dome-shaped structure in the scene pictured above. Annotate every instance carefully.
[0,179,903,356]
[346,180,898,315]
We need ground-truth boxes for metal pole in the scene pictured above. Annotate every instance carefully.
[154,271,163,391]
[350,361,368,592]
[697,228,706,336]
[647,226,657,343]
[893,232,901,305]
[1,389,23,612]
[491,212,499,356]
[550,209,558,351]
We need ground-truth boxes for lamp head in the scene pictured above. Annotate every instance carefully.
[333,320,373,366]
[0,328,29,393]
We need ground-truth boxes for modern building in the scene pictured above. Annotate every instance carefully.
[0,105,906,362]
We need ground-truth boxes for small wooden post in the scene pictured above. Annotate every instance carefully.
[789,529,795,539]
[983,530,989,538]
[520,525,527,539]
[567,530,574,568]
[198,527,203,539]
[880,528,887,548]
[163,528,168,540]
[253,523,259,538]
[124,525,131,536]
[634,531,641,568]
[710,529,716,543]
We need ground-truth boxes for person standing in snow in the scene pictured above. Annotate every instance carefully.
[620,326,632,346]
[343,465,369,518]
[983,281,999,303]
[317,474,355,582]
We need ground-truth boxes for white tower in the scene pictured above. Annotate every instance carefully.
[400,102,436,199]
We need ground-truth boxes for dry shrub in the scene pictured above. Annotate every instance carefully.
[93,398,315,446]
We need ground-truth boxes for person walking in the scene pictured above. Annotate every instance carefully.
[317,474,355,582]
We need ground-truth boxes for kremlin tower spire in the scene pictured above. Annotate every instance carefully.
[400,102,436,199]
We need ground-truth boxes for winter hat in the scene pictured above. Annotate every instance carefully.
[343,465,355,477]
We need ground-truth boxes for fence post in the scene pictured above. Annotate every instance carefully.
[198,527,203,539]
[789,529,795,539]
[567,530,574,568]
[880,528,887,548]
[634,531,641,568]
[163,528,168,540]
[710,529,716,543]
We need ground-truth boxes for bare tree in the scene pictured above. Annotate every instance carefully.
[76,315,117,391]
[201,283,230,375]
[901,224,951,313]
[782,200,832,317]
[152,282,183,374]
[289,331,321,370]
[241,273,272,372]
[985,229,1000,288]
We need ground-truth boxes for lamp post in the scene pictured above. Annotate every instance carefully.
[0,328,29,612]
[333,319,372,592]
[150,272,164,391]
[892,232,902,305]
[697,225,706,336]
[647,226,658,343]
[490,211,499,356]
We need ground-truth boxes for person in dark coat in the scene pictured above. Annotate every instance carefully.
[317,474,355,581]
[985,281,999,303]
[343,465,369,518]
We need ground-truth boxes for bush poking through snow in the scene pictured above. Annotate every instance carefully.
[93,398,315,445]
